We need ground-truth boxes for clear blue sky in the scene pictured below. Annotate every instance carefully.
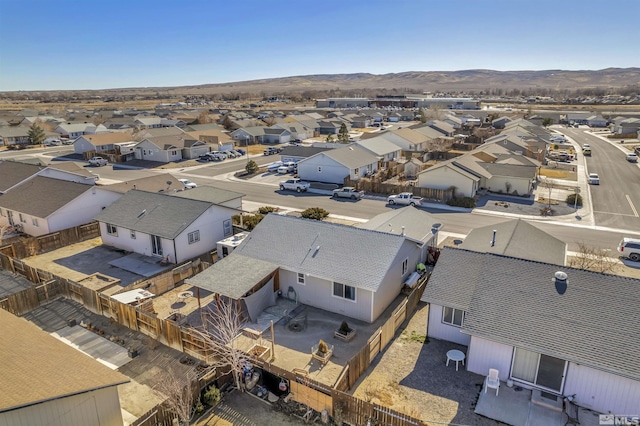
[1,0,638,91]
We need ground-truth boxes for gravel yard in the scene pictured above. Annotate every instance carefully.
[351,302,500,426]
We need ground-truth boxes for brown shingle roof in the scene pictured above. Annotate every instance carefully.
[0,309,129,411]
[79,132,133,146]
[0,161,43,192]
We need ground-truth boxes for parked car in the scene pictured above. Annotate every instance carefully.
[617,238,640,262]
[264,147,281,155]
[626,153,638,163]
[387,192,423,206]
[178,178,197,189]
[332,187,365,200]
[277,162,296,174]
[230,149,243,157]
[235,148,247,156]
[212,151,228,160]
[279,178,310,192]
[267,161,284,173]
[88,157,108,167]
[224,150,237,158]
[588,173,600,185]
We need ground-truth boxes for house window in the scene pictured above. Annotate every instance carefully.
[317,166,322,173]
[333,282,356,301]
[171,150,177,155]
[106,223,118,236]
[130,230,136,239]
[402,258,408,275]
[19,213,26,223]
[151,234,162,255]
[442,306,464,327]
[354,167,359,175]
[188,230,200,244]
[223,219,232,237]
[297,273,305,285]
[32,218,39,227]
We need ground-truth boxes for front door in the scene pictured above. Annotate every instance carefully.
[151,235,162,256]
[511,348,567,393]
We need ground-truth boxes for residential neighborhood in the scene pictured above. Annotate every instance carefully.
[1,5,640,423]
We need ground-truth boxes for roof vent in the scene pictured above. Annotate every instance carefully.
[554,271,568,295]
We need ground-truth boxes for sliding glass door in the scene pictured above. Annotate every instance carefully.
[511,348,566,392]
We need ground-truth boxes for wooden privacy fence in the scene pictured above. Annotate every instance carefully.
[0,222,100,259]
[334,275,429,392]
[344,178,454,202]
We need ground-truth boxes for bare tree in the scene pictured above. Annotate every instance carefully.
[568,242,619,274]
[540,177,556,211]
[154,370,198,426]
[190,299,249,391]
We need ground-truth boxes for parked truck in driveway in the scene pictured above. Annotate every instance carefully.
[387,192,423,206]
[88,157,108,167]
[332,187,365,200]
[279,178,310,192]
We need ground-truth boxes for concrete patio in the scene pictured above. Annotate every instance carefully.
[475,384,603,426]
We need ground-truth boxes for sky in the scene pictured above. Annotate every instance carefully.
[0,0,639,91]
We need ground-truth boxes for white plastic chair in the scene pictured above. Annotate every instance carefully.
[485,368,500,395]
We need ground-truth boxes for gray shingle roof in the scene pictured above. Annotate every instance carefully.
[93,190,213,239]
[186,254,278,299]
[278,146,332,157]
[0,176,92,218]
[480,162,538,179]
[460,219,566,265]
[423,247,640,381]
[358,207,440,244]
[322,144,379,169]
[233,214,407,291]
[356,138,402,156]
[172,186,244,205]
[0,161,42,192]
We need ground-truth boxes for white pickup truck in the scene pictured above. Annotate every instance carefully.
[332,187,365,200]
[279,178,310,193]
[387,192,423,206]
[88,157,108,167]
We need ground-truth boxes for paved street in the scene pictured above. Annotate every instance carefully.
[559,128,640,230]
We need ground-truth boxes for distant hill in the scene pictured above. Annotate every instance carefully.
[157,68,640,95]
[2,68,639,98]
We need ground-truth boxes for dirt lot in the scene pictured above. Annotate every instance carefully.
[351,302,498,426]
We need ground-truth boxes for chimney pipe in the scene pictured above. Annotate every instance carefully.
[491,230,497,247]
[401,226,405,236]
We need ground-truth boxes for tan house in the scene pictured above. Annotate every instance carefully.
[0,309,129,426]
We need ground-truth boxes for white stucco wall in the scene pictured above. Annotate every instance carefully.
[485,175,532,196]
[417,166,477,197]
[427,304,471,346]
[0,386,123,426]
[564,363,640,414]
[46,189,121,235]
[99,223,176,262]
[466,335,514,382]
[73,137,97,154]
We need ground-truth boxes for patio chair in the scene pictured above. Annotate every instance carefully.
[484,368,500,396]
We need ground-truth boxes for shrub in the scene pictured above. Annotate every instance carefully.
[203,385,221,406]
[318,339,328,354]
[301,207,329,221]
[245,160,258,174]
[232,213,264,230]
[446,197,476,208]
[566,193,583,207]
[257,206,278,215]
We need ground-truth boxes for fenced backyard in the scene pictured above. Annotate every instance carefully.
[0,243,432,426]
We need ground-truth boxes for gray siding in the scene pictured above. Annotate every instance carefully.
[298,154,349,184]
[427,304,471,346]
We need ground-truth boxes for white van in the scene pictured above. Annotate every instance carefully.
[618,238,640,262]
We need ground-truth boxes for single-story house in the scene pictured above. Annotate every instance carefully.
[0,126,30,146]
[613,118,640,134]
[273,122,314,141]
[0,309,129,426]
[297,144,379,184]
[0,161,98,194]
[54,123,108,139]
[231,126,291,145]
[73,132,134,155]
[427,120,455,136]
[133,136,183,163]
[586,115,607,128]
[421,247,640,415]
[94,188,243,264]
[417,161,480,197]
[491,116,512,129]
[187,212,433,323]
[0,176,121,237]
[356,137,403,163]
[278,146,332,163]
